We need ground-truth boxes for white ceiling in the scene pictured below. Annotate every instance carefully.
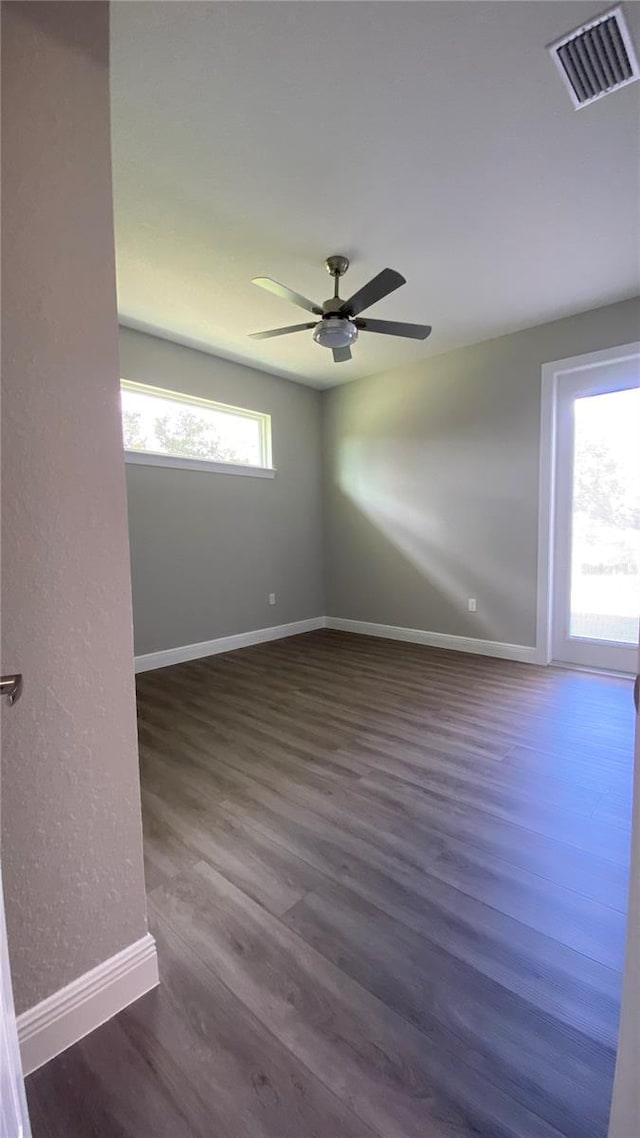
[111,1,640,389]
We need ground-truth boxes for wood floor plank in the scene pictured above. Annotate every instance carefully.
[26,1007,199,1138]
[282,878,616,1138]
[27,630,634,1138]
[141,794,200,894]
[127,914,381,1138]
[215,770,628,964]
[337,734,605,815]
[218,789,624,1047]
[354,767,630,863]
[293,760,630,910]
[138,690,365,784]
[150,859,567,1138]
[144,786,327,916]
[28,913,379,1138]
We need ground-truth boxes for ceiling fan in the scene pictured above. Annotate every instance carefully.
[249,255,432,363]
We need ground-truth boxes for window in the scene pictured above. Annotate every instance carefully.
[120,380,273,476]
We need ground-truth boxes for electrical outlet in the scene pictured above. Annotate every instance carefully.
[268,593,276,606]
[467,598,477,613]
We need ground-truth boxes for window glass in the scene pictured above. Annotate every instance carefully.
[569,387,640,644]
[121,381,271,468]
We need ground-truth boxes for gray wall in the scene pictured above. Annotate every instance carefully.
[120,328,324,656]
[323,297,640,647]
[1,2,148,1013]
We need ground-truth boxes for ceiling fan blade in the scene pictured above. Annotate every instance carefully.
[249,322,318,340]
[332,346,352,363]
[356,318,432,340]
[252,277,323,315]
[338,268,406,317]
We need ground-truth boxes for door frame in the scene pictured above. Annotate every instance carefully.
[1,868,32,1137]
[608,646,640,1135]
[536,341,640,668]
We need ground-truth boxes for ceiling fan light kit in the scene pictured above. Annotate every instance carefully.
[250,254,432,363]
[313,317,358,350]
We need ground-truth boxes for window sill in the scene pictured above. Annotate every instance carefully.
[124,450,276,478]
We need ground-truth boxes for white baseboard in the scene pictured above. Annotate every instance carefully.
[18,933,159,1075]
[134,616,326,673]
[134,615,540,674]
[325,617,539,664]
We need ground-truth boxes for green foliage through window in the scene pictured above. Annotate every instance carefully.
[120,381,271,469]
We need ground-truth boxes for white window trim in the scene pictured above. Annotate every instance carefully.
[121,379,274,475]
[124,450,276,478]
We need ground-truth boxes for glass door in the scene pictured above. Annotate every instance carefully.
[552,364,639,672]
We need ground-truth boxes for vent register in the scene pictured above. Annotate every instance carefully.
[549,6,639,108]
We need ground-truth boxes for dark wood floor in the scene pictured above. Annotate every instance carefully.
[27,630,635,1138]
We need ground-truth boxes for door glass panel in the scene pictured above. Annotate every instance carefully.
[570,387,640,645]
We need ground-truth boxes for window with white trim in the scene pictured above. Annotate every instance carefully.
[120,380,273,475]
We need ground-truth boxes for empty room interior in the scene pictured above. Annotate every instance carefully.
[2,2,640,1137]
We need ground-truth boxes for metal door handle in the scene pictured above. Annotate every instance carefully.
[1,674,23,706]
[634,674,639,715]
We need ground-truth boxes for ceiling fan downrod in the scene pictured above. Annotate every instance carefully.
[325,254,350,301]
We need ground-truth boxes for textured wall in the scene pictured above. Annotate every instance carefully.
[120,328,324,656]
[323,297,640,647]
[1,2,148,1013]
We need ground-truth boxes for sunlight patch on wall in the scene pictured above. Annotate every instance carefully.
[338,434,528,641]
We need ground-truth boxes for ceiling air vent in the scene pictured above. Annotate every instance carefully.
[549,6,640,108]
